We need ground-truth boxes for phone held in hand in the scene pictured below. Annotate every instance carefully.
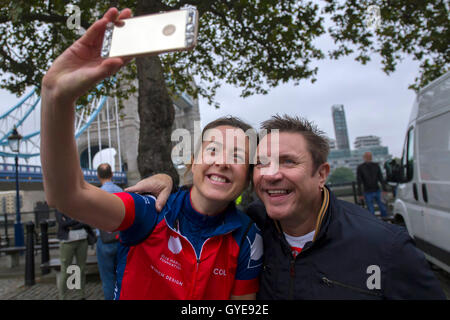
[101,6,198,58]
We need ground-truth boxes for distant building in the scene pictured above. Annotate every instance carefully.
[327,106,391,177]
[354,135,381,149]
[332,104,351,151]
[328,138,337,150]
[77,79,200,186]
[328,147,391,176]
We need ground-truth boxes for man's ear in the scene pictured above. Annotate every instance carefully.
[317,162,330,188]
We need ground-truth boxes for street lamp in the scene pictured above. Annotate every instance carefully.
[8,127,24,247]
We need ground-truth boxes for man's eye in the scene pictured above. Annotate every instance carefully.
[282,159,295,165]
[206,146,216,153]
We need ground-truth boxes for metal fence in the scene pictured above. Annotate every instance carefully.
[0,208,58,248]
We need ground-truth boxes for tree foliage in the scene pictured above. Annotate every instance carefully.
[327,167,356,185]
[0,0,137,106]
[323,0,449,91]
[0,0,448,179]
[1,1,447,101]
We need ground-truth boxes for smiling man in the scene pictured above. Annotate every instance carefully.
[245,114,444,300]
[131,114,445,300]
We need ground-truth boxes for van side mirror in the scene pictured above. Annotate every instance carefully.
[384,160,402,183]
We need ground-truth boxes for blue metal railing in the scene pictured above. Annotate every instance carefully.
[0,164,127,185]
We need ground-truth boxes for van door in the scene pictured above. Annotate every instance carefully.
[398,126,427,240]
[416,109,450,267]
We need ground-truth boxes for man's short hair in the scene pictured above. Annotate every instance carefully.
[260,114,330,174]
[97,163,113,179]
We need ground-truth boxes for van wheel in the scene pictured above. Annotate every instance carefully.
[393,215,406,228]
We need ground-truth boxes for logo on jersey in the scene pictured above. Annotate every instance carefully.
[168,235,182,254]
[248,233,263,268]
[213,268,227,276]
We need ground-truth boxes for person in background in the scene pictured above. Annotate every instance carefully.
[357,151,388,217]
[96,163,123,300]
[56,210,94,300]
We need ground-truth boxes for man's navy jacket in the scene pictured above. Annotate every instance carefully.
[246,187,445,300]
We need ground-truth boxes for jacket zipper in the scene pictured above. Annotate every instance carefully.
[176,231,207,299]
[321,276,383,297]
[285,236,313,299]
[166,218,203,299]
[288,257,296,299]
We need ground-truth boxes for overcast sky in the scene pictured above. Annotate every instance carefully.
[198,52,419,159]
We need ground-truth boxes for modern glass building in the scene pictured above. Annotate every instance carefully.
[332,104,351,151]
[328,106,391,177]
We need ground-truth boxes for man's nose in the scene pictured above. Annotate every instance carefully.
[260,166,282,182]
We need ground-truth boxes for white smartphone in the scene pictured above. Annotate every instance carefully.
[101,6,198,58]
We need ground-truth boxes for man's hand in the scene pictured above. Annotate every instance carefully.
[358,195,364,204]
[125,174,174,212]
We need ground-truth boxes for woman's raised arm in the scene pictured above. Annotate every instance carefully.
[41,8,132,231]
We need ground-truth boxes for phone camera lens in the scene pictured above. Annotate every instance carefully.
[163,24,176,36]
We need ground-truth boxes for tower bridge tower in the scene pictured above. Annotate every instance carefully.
[76,81,200,186]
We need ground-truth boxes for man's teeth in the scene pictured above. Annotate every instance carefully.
[267,190,288,194]
[210,175,227,183]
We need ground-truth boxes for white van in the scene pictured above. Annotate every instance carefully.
[386,71,450,273]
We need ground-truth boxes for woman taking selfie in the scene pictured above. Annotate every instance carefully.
[40,8,262,300]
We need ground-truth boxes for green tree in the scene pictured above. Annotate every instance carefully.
[0,0,448,183]
[324,0,449,90]
[328,167,356,185]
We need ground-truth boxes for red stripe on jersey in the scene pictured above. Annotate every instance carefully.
[113,193,135,231]
[291,246,302,258]
[231,278,259,296]
[292,247,302,253]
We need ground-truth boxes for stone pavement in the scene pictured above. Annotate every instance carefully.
[2,244,448,300]
[0,246,104,300]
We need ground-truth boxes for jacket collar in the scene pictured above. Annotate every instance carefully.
[313,186,330,241]
[164,188,243,237]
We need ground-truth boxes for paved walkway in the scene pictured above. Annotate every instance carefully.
[0,247,104,300]
[1,244,448,300]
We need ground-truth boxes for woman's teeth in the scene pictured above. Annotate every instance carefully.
[210,175,227,183]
